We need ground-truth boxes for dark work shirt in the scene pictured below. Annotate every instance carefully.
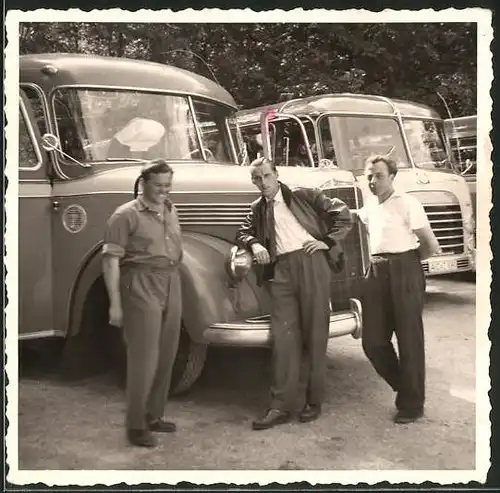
[102,196,183,269]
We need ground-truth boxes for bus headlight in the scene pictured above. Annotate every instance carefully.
[225,245,253,284]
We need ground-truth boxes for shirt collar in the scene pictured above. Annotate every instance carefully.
[136,195,172,213]
[369,190,401,206]
[267,187,284,204]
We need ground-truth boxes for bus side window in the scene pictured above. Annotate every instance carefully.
[20,86,47,137]
[241,127,263,161]
[318,118,339,167]
[192,100,231,163]
[19,107,40,169]
[53,90,86,161]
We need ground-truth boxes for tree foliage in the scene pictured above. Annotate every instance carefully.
[19,22,477,117]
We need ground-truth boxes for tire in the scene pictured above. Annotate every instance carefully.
[108,326,207,395]
[70,278,207,394]
[170,328,208,395]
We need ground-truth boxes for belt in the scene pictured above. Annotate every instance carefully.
[371,249,418,259]
[122,260,180,272]
[276,248,303,260]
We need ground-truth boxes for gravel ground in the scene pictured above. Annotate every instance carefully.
[15,275,480,474]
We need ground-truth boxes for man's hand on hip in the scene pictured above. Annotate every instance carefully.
[251,243,271,264]
[303,239,329,255]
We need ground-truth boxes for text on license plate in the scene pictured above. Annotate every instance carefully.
[428,259,457,274]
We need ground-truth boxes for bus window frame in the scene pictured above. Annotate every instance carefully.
[401,116,453,171]
[264,112,315,167]
[47,84,242,167]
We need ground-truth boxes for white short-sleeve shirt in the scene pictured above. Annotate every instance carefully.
[358,191,430,254]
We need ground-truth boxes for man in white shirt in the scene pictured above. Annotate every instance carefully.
[358,155,440,424]
[236,157,352,430]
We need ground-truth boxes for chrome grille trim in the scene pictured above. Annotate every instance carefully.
[175,187,363,226]
[176,203,251,225]
[423,203,464,255]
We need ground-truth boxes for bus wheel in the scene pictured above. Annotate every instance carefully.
[170,327,207,396]
[107,323,207,395]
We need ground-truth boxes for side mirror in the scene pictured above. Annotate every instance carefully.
[40,133,60,152]
[40,133,91,168]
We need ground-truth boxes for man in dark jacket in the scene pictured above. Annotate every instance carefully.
[236,157,352,430]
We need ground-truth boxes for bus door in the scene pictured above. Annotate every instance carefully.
[18,86,56,339]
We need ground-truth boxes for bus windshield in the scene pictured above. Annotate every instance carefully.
[403,119,452,170]
[51,88,243,164]
[318,115,410,173]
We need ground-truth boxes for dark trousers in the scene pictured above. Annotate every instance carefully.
[269,249,331,411]
[361,250,426,413]
[120,265,182,430]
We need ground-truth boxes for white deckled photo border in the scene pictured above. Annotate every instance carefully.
[4,7,494,486]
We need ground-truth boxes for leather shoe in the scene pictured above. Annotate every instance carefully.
[298,404,322,423]
[393,409,424,424]
[127,429,157,447]
[148,418,177,433]
[252,409,291,430]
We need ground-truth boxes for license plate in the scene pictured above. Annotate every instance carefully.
[428,258,457,274]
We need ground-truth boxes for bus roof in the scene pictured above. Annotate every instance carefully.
[20,53,237,108]
[237,93,441,126]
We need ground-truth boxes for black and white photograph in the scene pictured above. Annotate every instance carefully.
[5,7,493,486]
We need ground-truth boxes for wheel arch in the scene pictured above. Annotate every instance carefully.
[67,233,262,342]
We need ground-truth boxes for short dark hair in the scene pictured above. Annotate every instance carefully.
[365,155,398,176]
[249,156,277,172]
[141,159,174,180]
[134,159,173,197]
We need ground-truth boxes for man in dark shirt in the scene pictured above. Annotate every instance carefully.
[236,157,352,430]
[102,159,183,448]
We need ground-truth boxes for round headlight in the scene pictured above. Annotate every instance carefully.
[225,245,253,283]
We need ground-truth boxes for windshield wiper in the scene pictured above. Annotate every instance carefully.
[105,157,149,162]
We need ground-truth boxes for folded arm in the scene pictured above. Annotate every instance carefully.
[310,189,353,247]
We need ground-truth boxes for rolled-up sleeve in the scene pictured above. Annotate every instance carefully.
[102,211,132,258]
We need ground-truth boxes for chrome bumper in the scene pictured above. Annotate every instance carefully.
[203,298,362,348]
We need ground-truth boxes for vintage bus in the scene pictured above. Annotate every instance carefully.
[238,94,476,275]
[18,54,365,394]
